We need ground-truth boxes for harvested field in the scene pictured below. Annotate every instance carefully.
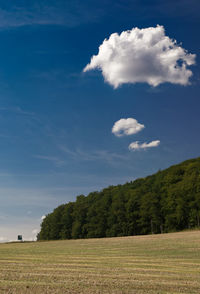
[0,230,200,293]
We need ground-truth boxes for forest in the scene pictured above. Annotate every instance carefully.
[38,157,200,240]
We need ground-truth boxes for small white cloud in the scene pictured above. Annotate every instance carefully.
[34,155,65,167]
[28,229,39,241]
[32,229,38,235]
[112,118,144,137]
[84,25,196,88]
[41,215,46,221]
[129,140,160,151]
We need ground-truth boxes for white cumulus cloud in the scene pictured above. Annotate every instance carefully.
[32,229,38,235]
[129,140,160,151]
[83,25,196,88]
[112,118,144,137]
[41,215,46,221]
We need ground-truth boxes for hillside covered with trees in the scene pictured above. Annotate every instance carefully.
[38,157,200,240]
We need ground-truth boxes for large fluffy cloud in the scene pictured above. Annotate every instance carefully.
[129,140,160,151]
[112,118,144,137]
[83,25,196,88]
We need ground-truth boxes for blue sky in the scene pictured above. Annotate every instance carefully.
[0,0,199,241]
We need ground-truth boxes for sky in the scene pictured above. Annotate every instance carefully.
[0,0,199,242]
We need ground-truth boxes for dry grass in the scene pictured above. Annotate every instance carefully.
[0,231,200,293]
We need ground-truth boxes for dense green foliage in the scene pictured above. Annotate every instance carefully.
[38,157,200,240]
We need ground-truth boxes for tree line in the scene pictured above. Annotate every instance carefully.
[38,157,200,240]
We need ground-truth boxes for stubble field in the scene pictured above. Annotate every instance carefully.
[0,230,200,294]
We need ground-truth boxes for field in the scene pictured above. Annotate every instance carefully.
[0,231,200,294]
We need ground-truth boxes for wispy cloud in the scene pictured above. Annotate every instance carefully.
[33,155,65,167]
[32,70,82,83]
[0,106,40,139]
[129,140,160,151]
[59,145,128,162]
[0,106,35,116]
[31,69,86,90]
[0,1,103,29]
[0,186,77,222]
